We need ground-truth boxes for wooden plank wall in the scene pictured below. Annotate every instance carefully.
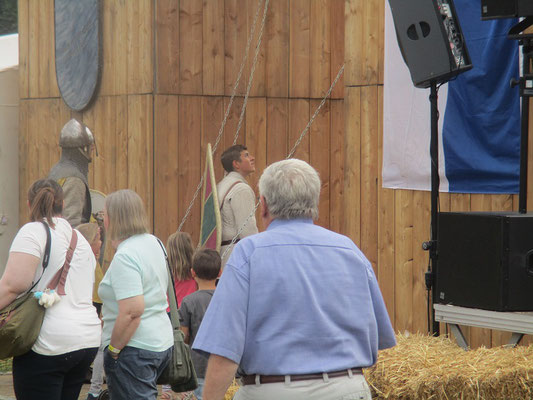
[18,0,533,348]
[345,0,533,348]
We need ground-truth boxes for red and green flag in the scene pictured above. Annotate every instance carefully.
[199,143,221,250]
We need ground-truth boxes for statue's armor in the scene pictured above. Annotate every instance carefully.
[48,119,94,225]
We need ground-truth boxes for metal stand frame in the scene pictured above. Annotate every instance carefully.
[427,18,533,336]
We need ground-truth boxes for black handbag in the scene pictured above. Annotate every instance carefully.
[156,240,198,393]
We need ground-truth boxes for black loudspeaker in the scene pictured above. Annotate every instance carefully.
[481,0,533,20]
[436,212,533,312]
[388,0,472,88]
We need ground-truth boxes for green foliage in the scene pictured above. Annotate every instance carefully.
[0,0,18,35]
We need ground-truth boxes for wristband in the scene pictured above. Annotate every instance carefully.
[108,344,121,355]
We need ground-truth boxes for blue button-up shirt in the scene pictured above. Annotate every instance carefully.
[193,219,396,375]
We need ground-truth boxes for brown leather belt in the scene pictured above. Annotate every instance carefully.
[240,368,363,385]
[221,238,240,246]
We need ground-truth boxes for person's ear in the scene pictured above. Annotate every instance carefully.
[190,268,197,278]
[260,195,268,219]
[232,159,240,172]
[217,269,222,278]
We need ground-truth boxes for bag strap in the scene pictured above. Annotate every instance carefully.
[47,230,78,295]
[219,181,242,211]
[28,221,52,293]
[156,238,181,331]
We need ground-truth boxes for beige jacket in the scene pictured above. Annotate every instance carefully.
[217,171,258,266]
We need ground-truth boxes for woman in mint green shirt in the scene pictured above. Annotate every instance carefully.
[99,189,173,400]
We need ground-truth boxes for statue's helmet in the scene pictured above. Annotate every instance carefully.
[59,119,95,161]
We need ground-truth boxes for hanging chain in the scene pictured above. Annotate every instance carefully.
[287,64,345,159]
[178,0,268,232]
[233,0,270,145]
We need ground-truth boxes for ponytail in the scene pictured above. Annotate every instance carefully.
[28,179,63,228]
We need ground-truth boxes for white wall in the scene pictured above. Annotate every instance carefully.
[0,34,19,273]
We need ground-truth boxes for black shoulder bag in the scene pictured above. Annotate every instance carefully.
[156,239,198,392]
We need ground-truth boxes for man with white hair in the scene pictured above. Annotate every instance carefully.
[193,159,396,400]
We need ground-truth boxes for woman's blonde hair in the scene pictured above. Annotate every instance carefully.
[105,189,148,241]
[166,231,194,281]
[76,222,100,245]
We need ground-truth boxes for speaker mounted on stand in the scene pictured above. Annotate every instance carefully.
[388,0,472,88]
[387,0,472,334]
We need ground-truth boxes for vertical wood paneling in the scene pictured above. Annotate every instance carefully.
[38,0,52,97]
[82,102,98,189]
[361,87,378,271]
[377,85,395,320]
[246,0,266,97]
[101,0,128,95]
[178,96,202,239]
[245,97,267,231]
[265,0,289,98]
[180,0,203,95]
[28,0,39,98]
[245,97,267,193]
[224,0,248,96]
[266,98,288,164]
[127,0,153,94]
[288,99,310,162]
[127,95,153,228]
[19,100,30,224]
[344,0,362,87]
[18,0,29,99]
[412,190,431,333]
[23,0,533,352]
[156,0,180,94]
[310,0,330,98]
[223,97,246,148]
[310,100,330,228]
[203,0,225,96]
[202,97,225,182]
[344,87,361,244]
[154,95,180,241]
[330,100,344,233]
[395,189,413,333]
[363,0,380,85]
[48,0,59,98]
[289,0,310,98]
[330,0,344,99]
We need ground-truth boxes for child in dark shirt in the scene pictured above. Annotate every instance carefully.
[179,249,221,400]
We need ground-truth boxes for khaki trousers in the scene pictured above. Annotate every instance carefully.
[234,373,371,400]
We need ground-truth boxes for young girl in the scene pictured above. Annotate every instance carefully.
[162,231,197,400]
[167,231,196,307]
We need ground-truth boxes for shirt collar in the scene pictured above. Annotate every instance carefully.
[267,218,314,231]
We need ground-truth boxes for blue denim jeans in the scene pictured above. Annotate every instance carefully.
[103,346,172,400]
[194,378,205,400]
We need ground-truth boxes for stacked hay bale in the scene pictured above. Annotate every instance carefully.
[364,333,533,399]
[224,379,240,399]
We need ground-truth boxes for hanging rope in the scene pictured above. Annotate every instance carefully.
[233,0,270,145]
[178,0,269,232]
[220,64,346,260]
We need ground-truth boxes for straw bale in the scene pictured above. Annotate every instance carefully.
[364,333,533,399]
[224,379,240,399]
